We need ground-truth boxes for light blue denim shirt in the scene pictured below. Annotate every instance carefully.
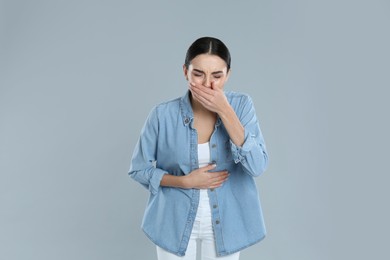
[129,90,269,257]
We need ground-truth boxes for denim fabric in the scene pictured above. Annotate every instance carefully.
[156,190,240,260]
[129,90,269,257]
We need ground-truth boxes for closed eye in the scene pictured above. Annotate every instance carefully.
[192,69,204,77]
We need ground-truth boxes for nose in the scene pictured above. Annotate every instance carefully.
[203,76,212,88]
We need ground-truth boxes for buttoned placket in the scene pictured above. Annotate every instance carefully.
[207,120,227,255]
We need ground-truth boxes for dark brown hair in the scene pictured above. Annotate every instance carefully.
[184,37,231,70]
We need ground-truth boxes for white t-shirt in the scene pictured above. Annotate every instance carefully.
[198,142,211,168]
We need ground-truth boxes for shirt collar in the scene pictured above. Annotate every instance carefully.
[180,91,194,126]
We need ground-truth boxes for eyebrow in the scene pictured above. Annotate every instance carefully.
[193,69,224,75]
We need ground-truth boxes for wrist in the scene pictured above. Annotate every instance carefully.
[218,103,233,119]
[181,175,192,189]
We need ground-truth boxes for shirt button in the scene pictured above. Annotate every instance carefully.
[210,188,214,191]
[213,204,217,209]
[211,144,217,148]
[216,220,220,224]
[184,118,189,124]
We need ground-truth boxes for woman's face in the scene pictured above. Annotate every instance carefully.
[183,54,230,90]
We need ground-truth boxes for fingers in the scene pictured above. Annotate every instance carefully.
[199,163,217,171]
[199,164,227,175]
[208,170,229,188]
[190,82,214,97]
[190,87,217,113]
[213,171,229,182]
[209,172,229,188]
[190,91,210,108]
[195,165,229,189]
[199,164,228,177]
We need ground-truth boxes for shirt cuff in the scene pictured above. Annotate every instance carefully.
[230,133,256,164]
[149,168,168,195]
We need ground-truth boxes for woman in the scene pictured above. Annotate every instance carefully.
[129,37,269,260]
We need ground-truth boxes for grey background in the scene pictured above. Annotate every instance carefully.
[1,0,389,259]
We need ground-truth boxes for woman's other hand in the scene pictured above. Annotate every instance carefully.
[184,164,229,189]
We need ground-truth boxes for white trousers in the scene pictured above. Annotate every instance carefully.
[156,190,240,260]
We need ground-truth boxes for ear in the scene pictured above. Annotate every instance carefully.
[183,64,189,81]
[225,68,231,82]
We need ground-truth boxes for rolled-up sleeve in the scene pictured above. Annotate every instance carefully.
[230,95,269,177]
[128,106,167,195]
